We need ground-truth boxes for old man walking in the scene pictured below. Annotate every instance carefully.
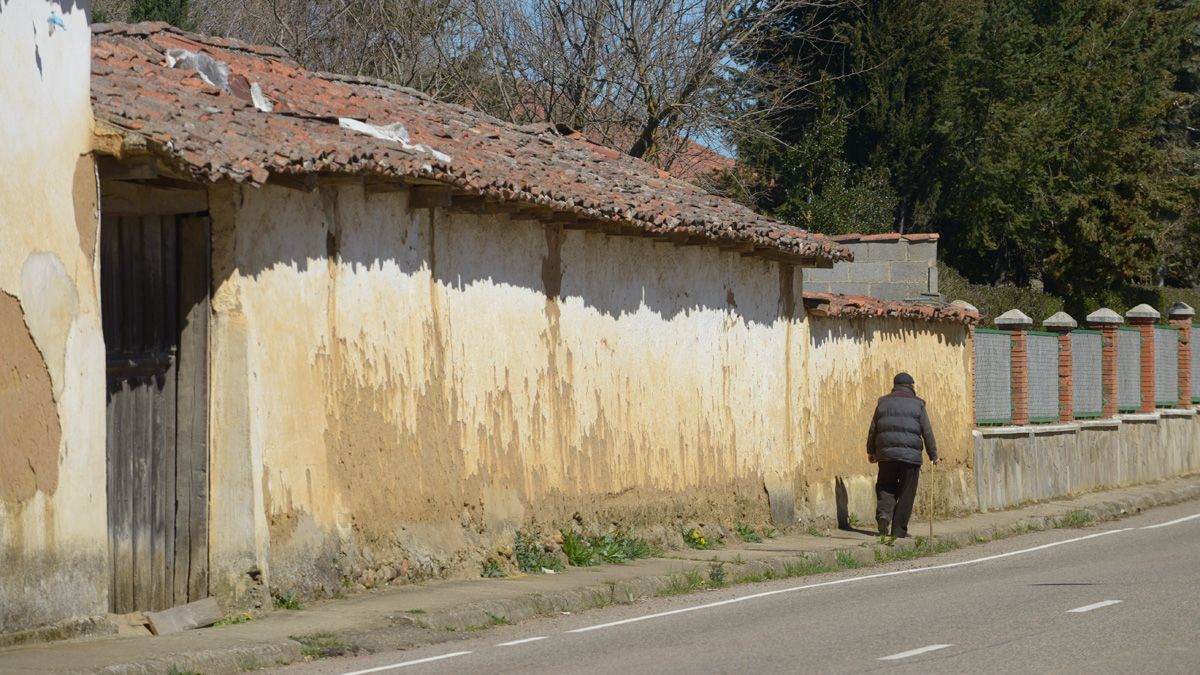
[867,372,939,539]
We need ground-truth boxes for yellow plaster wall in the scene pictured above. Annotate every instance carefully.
[208,182,808,595]
[800,317,977,525]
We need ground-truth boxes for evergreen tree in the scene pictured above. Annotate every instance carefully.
[129,0,195,30]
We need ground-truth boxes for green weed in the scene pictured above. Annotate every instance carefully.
[487,613,514,626]
[481,558,508,578]
[660,568,706,596]
[293,632,356,659]
[561,530,598,566]
[213,612,253,626]
[836,550,863,569]
[782,556,832,577]
[1054,510,1094,529]
[404,608,426,614]
[273,591,302,611]
[683,528,720,550]
[708,561,727,587]
[806,525,826,537]
[735,522,763,543]
[515,531,564,573]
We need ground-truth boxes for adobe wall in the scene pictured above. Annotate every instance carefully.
[0,1,109,642]
[207,181,808,600]
[801,316,977,526]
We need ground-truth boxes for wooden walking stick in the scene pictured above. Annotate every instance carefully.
[928,461,935,541]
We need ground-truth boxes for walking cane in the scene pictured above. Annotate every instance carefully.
[928,460,936,542]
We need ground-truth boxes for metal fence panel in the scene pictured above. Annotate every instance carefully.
[1117,328,1142,411]
[975,330,1012,424]
[1027,333,1059,421]
[1071,331,1103,417]
[1194,326,1199,402]
[1155,327,1179,406]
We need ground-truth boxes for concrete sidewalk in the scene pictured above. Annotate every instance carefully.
[3,476,1199,675]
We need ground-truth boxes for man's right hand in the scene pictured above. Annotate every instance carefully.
[868,455,877,464]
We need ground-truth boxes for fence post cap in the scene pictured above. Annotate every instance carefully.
[1042,311,1077,330]
[1086,308,1124,324]
[1167,301,1195,319]
[949,299,978,313]
[1125,304,1161,320]
[994,309,1032,328]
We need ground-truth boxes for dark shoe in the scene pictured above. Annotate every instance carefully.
[893,532,910,539]
[877,518,890,536]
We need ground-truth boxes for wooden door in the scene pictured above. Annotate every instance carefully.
[102,214,210,613]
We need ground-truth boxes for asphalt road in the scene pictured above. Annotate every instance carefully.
[277,501,1200,675]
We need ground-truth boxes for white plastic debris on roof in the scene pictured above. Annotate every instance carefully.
[338,118,452,163]
[164,48,229,91]
[249,82,273,113]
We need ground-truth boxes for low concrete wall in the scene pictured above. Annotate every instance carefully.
[974,410,1200,510]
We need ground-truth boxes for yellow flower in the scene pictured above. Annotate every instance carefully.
[700,537,707,545]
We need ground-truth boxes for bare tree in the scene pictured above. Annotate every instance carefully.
[99,0,845,176]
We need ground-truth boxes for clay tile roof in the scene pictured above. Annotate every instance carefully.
[828,233,940,244]
[90,23,849,265]
[801,292,980,325]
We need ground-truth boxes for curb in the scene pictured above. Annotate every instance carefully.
[75,478,1200,674]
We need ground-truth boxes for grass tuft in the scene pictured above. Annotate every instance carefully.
[1054,510,1094,529]
[293,632,357,659]
[515,531,564,573]
[735,522,763,543]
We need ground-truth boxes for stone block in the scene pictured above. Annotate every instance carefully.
[866,241,908,262]
[927,266,939,294]
[826,282,872,297]
[805,282,832,295]
[905,240,937,263]
[890,260,931,283]
[802,263,849,284]
[845,261,889,284]
[839,242,866,262]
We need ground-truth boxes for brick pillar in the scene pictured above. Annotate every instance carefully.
[1087,308,1123,418]
[1169,302,1194,408]
[1126,304,1160,413]
[1044,312,1077,422]
[996,309,1033,426]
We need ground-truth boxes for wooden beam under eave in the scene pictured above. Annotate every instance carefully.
[266,173,319,193]
[410,185,452,210]
[101,179,209,216]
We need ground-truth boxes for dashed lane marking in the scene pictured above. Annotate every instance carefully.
[339,651,472,675]
[1068,600,1122,613]
[878,644,953,661]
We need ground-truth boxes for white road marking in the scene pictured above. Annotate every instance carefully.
[1141,513,1200,530]
[567,528,1131,634]
[496,636,549,647]
[339,651,472,675]
[878,644,953,661]
[1068,600,1122,613]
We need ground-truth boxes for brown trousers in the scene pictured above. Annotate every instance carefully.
[875,460,921,537]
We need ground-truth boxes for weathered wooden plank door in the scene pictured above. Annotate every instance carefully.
[102,213,210,613]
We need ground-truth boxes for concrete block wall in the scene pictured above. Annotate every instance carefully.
[803,233,938,301]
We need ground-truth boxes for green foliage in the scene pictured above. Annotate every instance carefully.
[272,591,302,611]
[561,530,658,567]
[739,0,1200,297]
[781,556,832,577]
[683,528,720,550]
[514,532,564,573]
[481,558,507,578]
[487,613,514,626]
[129,0,195,30]
[735,522,763,543]
[938,262,1065,323]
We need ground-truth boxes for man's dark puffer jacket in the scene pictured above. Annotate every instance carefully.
[867,385,938,465]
